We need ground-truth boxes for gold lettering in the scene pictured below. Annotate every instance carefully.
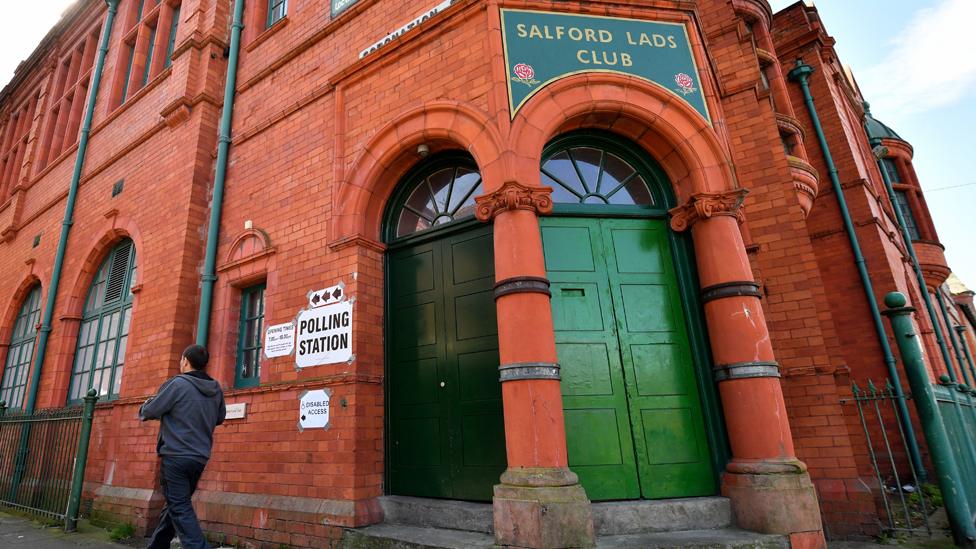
[621,53,632,67]
[584,28,597,42]
[568,27,583,41]
[544,25,554,39]
[668,35,678,48]
[652,34,667,47]
[601,51,618,65]
[529,25,543,39]
[598,29,613,43]
[576,49,590,64]
[639,33,652,47]
[555,26,565,40]
[626,31,637,45]
[516,24,527,38]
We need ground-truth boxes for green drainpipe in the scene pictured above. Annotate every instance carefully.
[24,0,121,414]
[883,292,976,546]
[788,59,927,480]
[195,0,245,346]
[938,287,974,387]
[867,122,965,391]
[955,325,976,383]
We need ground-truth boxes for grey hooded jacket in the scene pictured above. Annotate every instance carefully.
[139,370,226,464]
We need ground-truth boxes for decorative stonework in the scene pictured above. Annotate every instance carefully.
[475,181,553,221]
[668,188,748,232]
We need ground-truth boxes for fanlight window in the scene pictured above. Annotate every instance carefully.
[395,164,484,238]
[1,285,42,410]
[541,146,654,206]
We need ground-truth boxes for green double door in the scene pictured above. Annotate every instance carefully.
[387,225,506,501]
[541,217,715,501]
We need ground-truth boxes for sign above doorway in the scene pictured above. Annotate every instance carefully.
[500,9,710,122]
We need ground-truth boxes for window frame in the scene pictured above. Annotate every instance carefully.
[267,0,288,29]
[67,240,137,405]
[1,286,43,411]
[892,188,921,241]
[235,283,266,388]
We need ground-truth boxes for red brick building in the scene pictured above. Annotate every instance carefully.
[0,0,972,547]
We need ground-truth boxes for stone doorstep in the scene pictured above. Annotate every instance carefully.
[339,524,788,549]
[377,495,733,536]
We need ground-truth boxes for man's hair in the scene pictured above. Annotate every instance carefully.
[182,344,209,370]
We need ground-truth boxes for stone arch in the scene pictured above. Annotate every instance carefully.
[508,73,737,205]
[63,216,144,319]
[0,274,42,360]
[332,100,505,244]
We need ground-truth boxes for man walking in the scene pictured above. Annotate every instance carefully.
[140,344,226,549]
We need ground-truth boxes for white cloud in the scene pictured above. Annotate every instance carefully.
[858,0,976,121]
[0,1,77,88]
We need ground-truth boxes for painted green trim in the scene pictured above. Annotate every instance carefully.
[64,389,98,532]
[235,283,266,389]
[196,0,245,346]
[164,6,180,69]
[542,130,729,485]
[789,61,926,480]
[267,0,287,29]
[0,286,42,411]
[26,0,121,414]
[882,293,976,545]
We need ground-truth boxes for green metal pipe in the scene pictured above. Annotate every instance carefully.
[883,293,976,547]
[195,0,245,346]
[955,325,976,385]
[869,130,964,388]
[788,60,926,480]
[24,0,121,414]
[64,389,98,532]
[938,286,973,387]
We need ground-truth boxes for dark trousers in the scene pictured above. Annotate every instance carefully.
[147,456,209,549]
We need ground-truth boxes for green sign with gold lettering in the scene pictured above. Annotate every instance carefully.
[500,9,709,122]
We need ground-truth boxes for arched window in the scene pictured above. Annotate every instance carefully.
[541,134,660,207]
[1,285,42,410]
[68,239,137,403]
[388,154,484,240]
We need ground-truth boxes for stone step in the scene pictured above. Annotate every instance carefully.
[340,524,495,549]
[340,524,787,549]
[376,495,733,537]
[592,497,732,535]
[596,529,789,549]
[378,495,494,534]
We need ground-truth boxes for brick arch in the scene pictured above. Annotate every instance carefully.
[224,227,273,265]
[0,274,42,352]
[332,100,505,244]
[63,217,144,319]
[507,73,736,204]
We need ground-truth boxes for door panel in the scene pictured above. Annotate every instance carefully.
[603,219,714,499]
[388,226,506,501]
[542,217,715,501]
[542,220,641,501]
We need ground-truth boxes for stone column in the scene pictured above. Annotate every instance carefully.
[475,181,595,549]
[670,190,825,548]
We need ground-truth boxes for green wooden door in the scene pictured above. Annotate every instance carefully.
[387,225,506,501]
[542,217,714,500]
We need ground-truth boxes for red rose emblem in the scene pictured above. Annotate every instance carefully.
[514,63,535,80]
[674,73,694,89]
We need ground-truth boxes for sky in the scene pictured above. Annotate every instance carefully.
[1,0,973,286]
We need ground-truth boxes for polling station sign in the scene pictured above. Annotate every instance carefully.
[500,9,709,121]
[295,301,353,368]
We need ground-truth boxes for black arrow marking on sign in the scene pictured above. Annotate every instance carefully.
[333,288,342,299]
[311,294,321,304]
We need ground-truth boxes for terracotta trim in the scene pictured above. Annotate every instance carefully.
[669,188,749,232]
[474,181,553,221]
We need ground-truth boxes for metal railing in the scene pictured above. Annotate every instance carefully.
[846,379,932,536]
[0,389,98,530]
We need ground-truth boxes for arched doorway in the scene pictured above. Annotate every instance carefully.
[540,131,720,500]
[383,153,506,501]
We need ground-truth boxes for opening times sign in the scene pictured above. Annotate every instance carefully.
[500,9,710,122]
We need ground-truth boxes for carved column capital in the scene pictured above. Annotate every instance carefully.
[475,181,553,222]
[668,188,749,232]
